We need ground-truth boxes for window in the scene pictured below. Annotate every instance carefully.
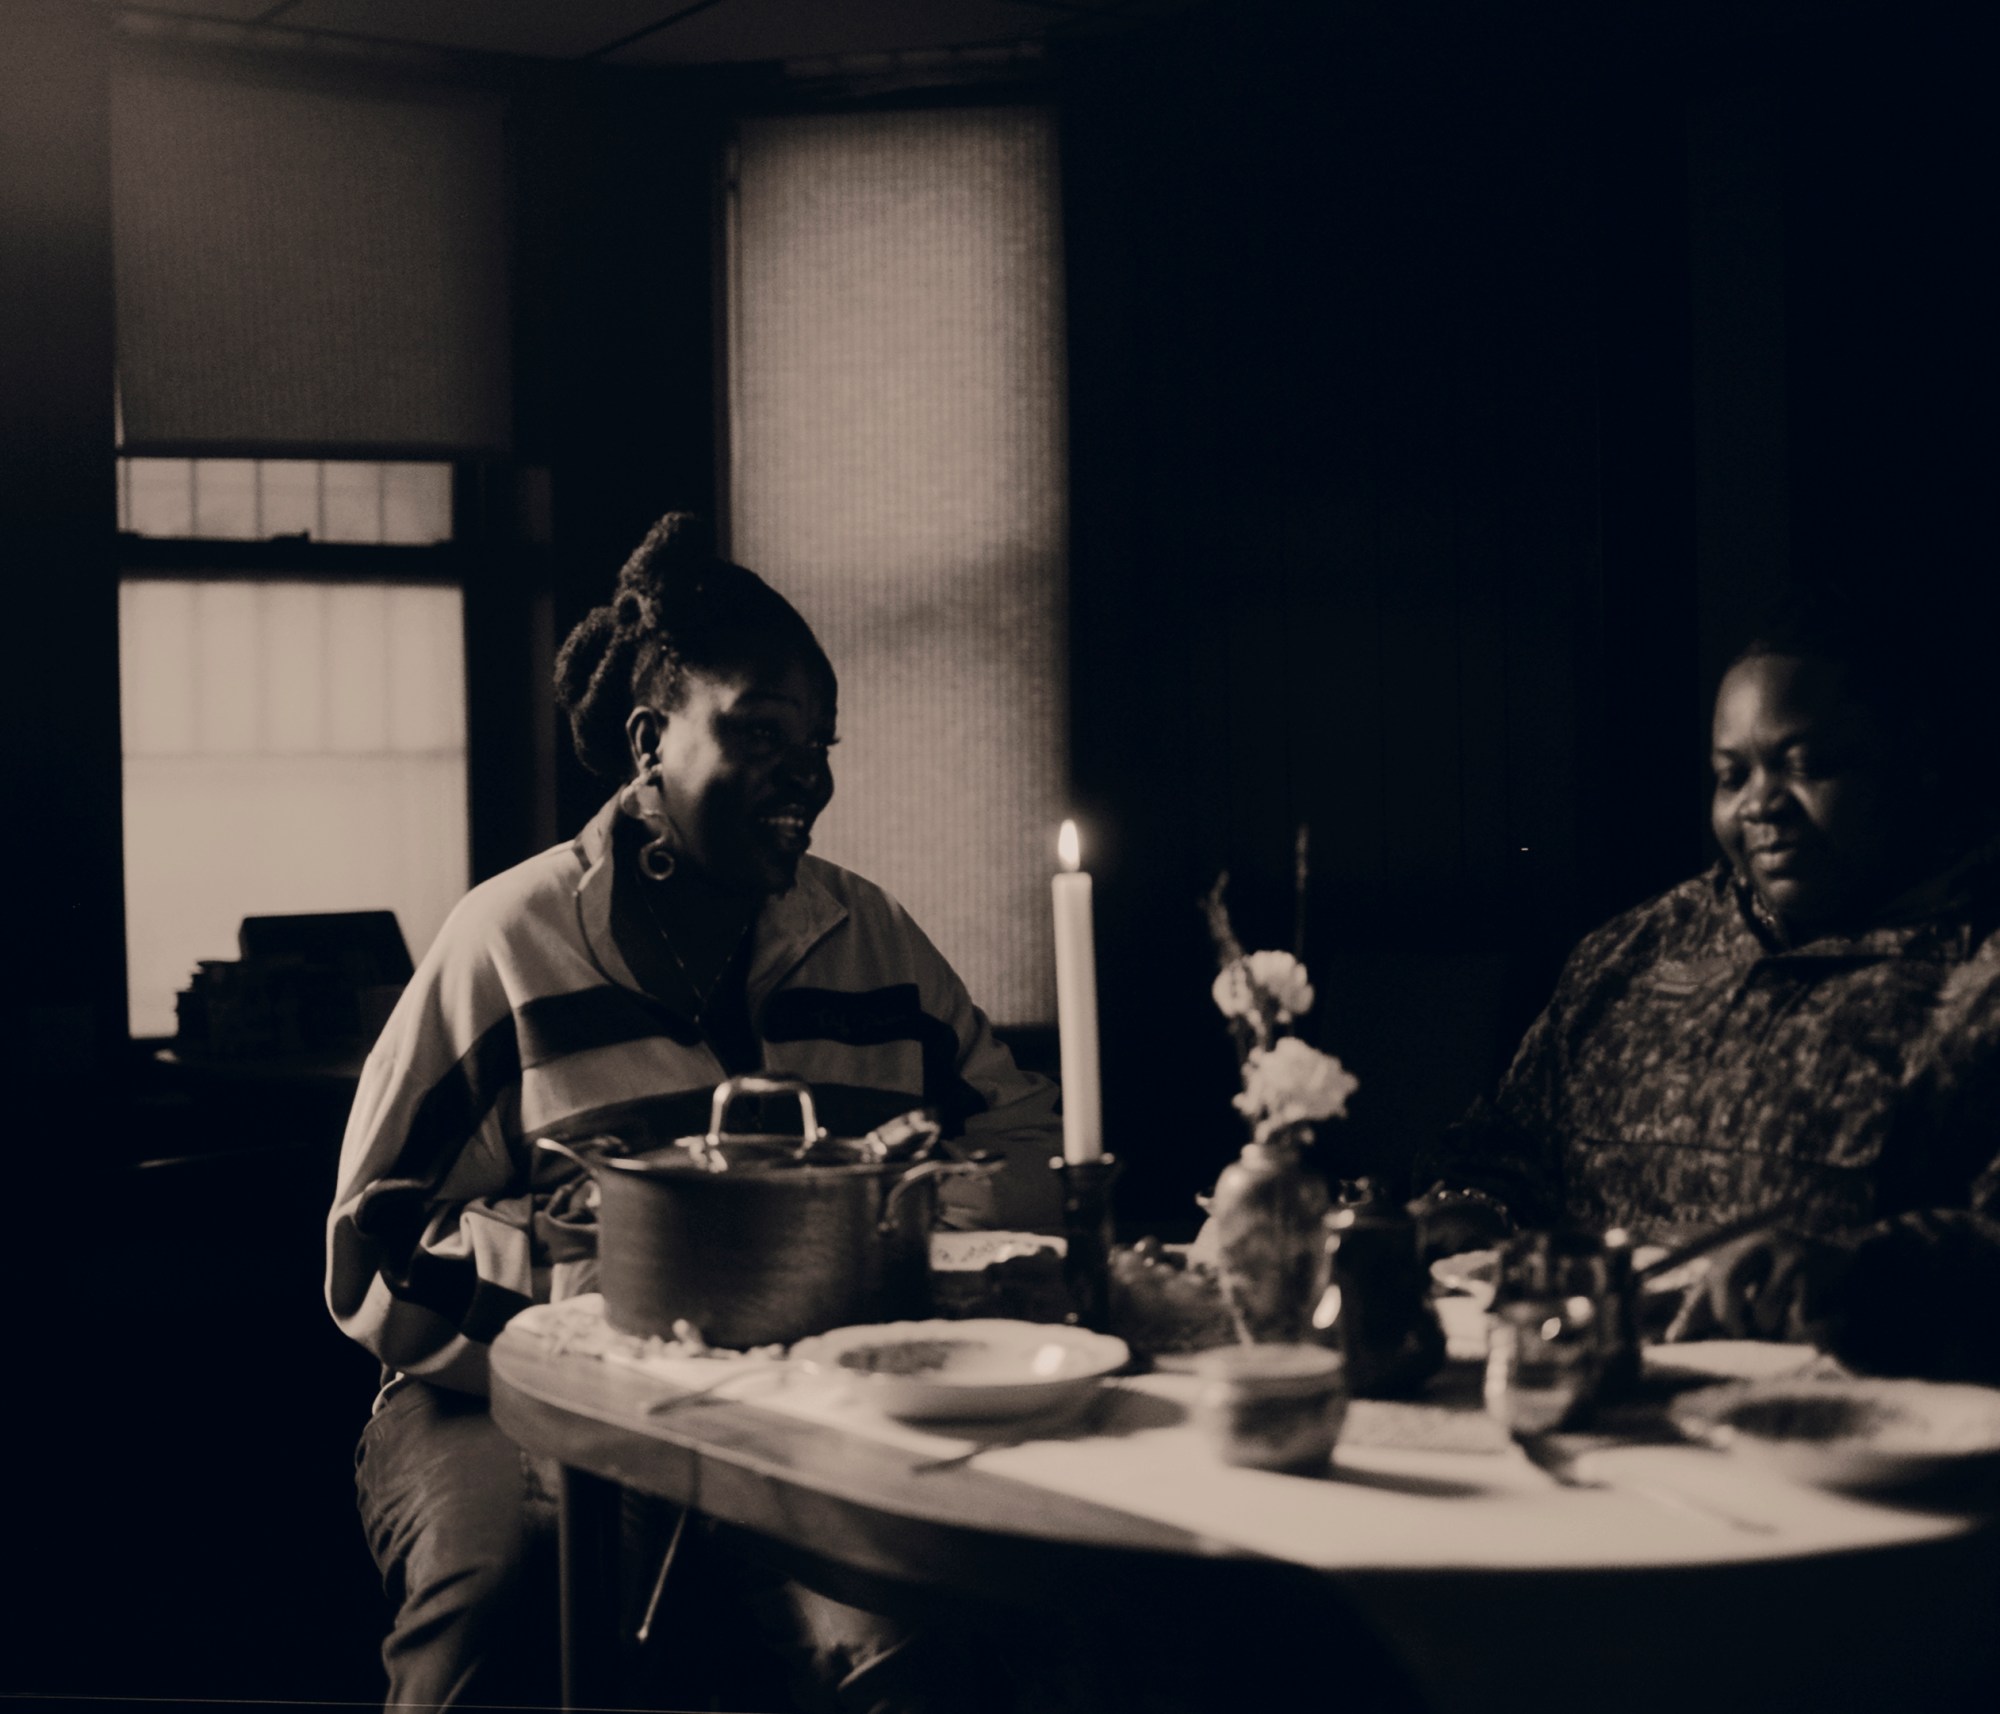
[725,107,1069,1027]
[107,54,498,1042]
[118,461,467,1040]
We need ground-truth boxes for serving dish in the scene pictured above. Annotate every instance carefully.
[790,1318,1130,1423]
[1669,1376,2000,1491]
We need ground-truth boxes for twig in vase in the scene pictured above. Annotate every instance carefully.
[1293,823,1310,961]
[1216,1265,1257,1347]
[1201,872,1247,966]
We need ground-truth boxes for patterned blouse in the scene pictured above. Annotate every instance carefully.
[1418,847,2000,1379]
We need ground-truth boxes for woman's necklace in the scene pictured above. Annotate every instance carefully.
[634,876,751,1018]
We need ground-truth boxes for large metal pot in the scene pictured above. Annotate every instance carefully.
[537,1075,980,1348]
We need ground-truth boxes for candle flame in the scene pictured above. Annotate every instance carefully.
[1058,819,1081,872]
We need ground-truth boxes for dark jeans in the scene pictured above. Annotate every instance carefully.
[354,1381,562,1710]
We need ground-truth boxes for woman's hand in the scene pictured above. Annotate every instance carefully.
[1662,1231,1845,1344]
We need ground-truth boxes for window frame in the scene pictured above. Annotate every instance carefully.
[115,456,478,1046]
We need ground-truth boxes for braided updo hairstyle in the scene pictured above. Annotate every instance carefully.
[553,513,836,781]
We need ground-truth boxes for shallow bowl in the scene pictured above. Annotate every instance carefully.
[791,1318,1130,1423]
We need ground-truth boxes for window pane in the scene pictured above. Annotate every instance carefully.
[191,457,259,539]
[261,459,321,539]
[194,581,261,753]
[126,456,194,537]
[115,458,452,544]
[119,579,200,755]
[119,576,469,1038]
[325,583,393,752]
[323,461,383,543]
[382,462,453,545]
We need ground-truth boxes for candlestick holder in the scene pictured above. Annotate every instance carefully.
[1052,1153,1123,1331]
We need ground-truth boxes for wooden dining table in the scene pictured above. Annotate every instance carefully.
[490,1295,2000,1714]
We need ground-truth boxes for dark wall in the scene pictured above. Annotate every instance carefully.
[1,2,125,1698]
[0,36,729,1707]
[1056,0,1992,1230]
[2,0,122,1123]
[1782,8,1993,592]
[511,67,728,842]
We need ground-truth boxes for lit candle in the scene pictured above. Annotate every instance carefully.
[1052,819,1104,1164]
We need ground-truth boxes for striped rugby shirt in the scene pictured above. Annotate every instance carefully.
[326,794,1062,1396]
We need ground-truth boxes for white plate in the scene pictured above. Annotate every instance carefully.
[790,1318,1129,1423]
[1670,1376,2000,1491]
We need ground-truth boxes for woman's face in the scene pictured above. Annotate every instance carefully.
[627,643,836,898]
[1709,652,1924,934]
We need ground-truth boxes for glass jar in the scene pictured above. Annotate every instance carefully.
[1484,1294,1603,1436]
[1191,1343,1348,1473]
[1494,1227,1639,1401]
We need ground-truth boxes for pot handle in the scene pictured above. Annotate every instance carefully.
[878,1157,1001,1234]
[707,1074,827,1155]
[535,1135,609,1176]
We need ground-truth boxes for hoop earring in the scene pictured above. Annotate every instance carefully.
[619,768,679,882]
[639,831,677,883]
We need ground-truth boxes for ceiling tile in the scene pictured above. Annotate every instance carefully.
[272,1,685,60]
[604,0,1070,66]
[107,0,285,22]
[111,0,1204,65]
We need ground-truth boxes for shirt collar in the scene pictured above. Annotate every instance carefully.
[1717,834,2000,960]
[571,792,848,999]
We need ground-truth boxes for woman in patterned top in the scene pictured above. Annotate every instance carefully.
[1416,592,2000,1381]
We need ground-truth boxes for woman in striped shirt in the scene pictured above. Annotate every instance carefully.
[330,514,1062,1711]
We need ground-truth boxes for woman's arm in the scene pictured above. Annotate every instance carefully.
[324,905,539,1397]
[888,906,1063,1233]
[938,1005,1065,1232]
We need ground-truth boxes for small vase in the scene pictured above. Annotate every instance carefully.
[1205,1127,1331,1344]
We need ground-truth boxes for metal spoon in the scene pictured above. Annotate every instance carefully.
[645,1363,784,1416]
[910,1388,1114,1474]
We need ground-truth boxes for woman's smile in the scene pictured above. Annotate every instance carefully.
[755,805,817,856]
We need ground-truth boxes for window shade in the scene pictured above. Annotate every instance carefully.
[727,108,1068,1028]
[110,63,510,453]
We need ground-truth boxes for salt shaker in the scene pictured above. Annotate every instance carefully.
[1313,1198,1445,1399]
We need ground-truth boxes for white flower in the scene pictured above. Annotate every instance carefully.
[1243,950,1314,1021]
[1211,950,1316,1025]
[1211,961,1257,1021]
[1232,1036,1359,1140]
